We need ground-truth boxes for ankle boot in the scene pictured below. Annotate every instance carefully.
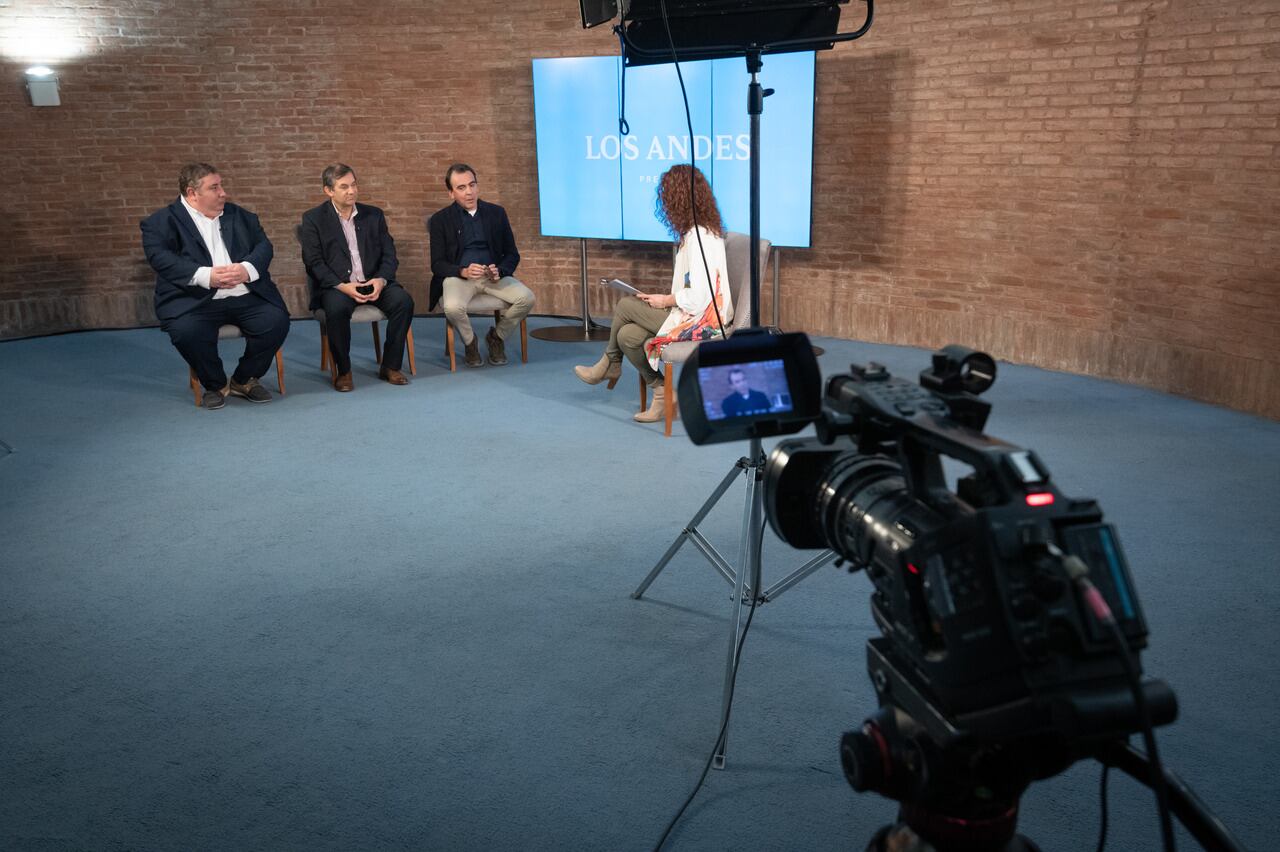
[634,383,675,423]
[574,354,622,389]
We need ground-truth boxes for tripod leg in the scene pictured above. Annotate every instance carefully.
[631,459,748,599]
[760,550,837,602]
[687,528,743,590]
[715,452,763,769]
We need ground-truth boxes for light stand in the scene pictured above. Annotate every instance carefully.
[530,239,611,342]
[626,17,872,762]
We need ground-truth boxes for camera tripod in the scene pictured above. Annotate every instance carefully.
[856,740,1246,852]
[844,651,1245,852]
[632,436,836,767]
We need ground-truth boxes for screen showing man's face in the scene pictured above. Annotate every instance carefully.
[699,360,793,421]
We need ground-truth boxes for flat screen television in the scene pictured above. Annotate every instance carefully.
[531,52,815,247]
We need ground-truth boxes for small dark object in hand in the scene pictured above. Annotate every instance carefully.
[356,284,374,295]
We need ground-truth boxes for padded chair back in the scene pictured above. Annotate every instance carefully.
[295,223,323,307]
[723,231,770,333]
[655,232,771,369]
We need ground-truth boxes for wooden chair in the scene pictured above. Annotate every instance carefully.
[188,324,286,406]
[440,292,529,371]
[314,305,417,383]
[639,232,769,436]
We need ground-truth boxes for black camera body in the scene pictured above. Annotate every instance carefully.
[678,336,1177,836]
[766,350,1173,748]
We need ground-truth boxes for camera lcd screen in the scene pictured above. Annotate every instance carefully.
[699,359,793,421]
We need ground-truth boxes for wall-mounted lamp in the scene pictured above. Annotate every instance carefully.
[25,66,60,107]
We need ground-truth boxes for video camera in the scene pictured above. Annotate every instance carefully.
[678,329,1180,850]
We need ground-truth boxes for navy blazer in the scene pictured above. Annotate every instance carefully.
[426,200,520,311]
[298,201,399,311]
[141,199,285,321]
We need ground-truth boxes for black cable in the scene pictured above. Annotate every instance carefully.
[1104,617,1176,852]
[1062,551,1176,852]
[657,0,727,339]
[652,593,758,851]
[1095,763,1110,852]
[616,27,631,136]
[653,489,767,850]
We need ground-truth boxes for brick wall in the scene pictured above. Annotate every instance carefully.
[2,0,1277,417]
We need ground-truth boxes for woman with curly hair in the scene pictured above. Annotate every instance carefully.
[574,164,733,423]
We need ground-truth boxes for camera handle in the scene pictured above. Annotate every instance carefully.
[631,437,837,767]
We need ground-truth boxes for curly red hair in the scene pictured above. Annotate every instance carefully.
[656,165,724,243]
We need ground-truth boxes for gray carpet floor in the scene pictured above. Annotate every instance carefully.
[1,317,1276,851]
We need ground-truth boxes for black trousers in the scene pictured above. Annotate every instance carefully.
[162,293,291,392]
[319,284,415,375]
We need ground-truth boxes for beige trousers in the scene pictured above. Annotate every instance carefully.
[441,276,535,345]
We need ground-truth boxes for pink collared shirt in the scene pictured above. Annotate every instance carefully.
[334,203,367,283]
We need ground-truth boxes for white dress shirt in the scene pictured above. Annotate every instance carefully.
[180,196,257,299]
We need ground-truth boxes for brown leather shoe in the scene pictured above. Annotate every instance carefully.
[334,372,354,392]
[379,366,410,385]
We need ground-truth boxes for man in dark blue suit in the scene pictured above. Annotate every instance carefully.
[299,163,414,391]
[140,163,291,409]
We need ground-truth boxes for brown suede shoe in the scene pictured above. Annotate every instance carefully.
[334,372,354,392]
[485,327,508,366]
[379,366,410,385]
[228,376,272,404]
[201,386,229,409]
[463,337,483,368]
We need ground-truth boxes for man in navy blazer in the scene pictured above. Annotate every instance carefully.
[140,163,291,409]
[427,163,535,367]
[299,164,414,391]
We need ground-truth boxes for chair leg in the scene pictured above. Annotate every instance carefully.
[275,350,286,395]
[664,363,674,438]
[446,322,456,372]
[371,322,383,365]
[406,326,417,375]
[320,331,328,371]
[520,318,528,364]
[639,374,647,412]
[190,368,201,407]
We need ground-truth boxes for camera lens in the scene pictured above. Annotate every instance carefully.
[765,440,933,572]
